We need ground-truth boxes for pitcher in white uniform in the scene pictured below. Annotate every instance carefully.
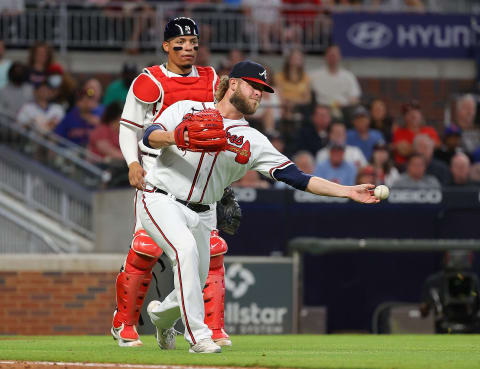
[141,61,379,353]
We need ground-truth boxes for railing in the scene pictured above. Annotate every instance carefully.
[0,2,330,55]
[0,207,67,253]
[0,144,95,239]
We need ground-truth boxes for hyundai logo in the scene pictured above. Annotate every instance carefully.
[347,22,393,49]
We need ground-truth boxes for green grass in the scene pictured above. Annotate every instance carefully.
[0,335,479,369]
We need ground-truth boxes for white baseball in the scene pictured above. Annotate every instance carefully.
[374,185,390,200]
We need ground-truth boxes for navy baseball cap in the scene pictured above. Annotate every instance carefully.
[164,17,199,41]
[229,60,274,93]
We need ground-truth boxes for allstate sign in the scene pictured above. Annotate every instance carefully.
[347,22,393,49]
[334,12,479,58]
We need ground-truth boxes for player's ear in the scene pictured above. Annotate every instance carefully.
[162,41,169,53]
[229,78,238,91]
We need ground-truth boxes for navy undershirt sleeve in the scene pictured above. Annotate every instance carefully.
[143,125,164,148]
[272,164,312,191]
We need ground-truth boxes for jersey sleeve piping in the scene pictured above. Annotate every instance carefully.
[120,118,143,129]
[269,161,294,180]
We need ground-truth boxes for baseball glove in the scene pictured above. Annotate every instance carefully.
[174,108,226,152]
[216,186,242,235]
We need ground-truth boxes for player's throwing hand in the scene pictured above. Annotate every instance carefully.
[128,162,146,190]
[348,184,380,204]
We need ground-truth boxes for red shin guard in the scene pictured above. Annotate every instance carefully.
[114,230,162,329]
[204,230,229,341]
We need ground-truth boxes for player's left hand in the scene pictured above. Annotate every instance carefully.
[128,161,146,190]
[348,184,380,204]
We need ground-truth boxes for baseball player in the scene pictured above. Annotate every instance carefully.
[141,60,379,353]
[112,17,237,348]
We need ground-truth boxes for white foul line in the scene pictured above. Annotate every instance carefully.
[0,361,244,369]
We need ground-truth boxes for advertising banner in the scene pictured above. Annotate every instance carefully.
[332,12,480,58]
[224,256,298,334]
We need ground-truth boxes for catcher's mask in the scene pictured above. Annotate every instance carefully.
[164,17,199,41]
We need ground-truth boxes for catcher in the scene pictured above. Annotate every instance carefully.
[112,17,240,348]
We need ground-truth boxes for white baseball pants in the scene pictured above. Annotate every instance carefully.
[139,190,216,345]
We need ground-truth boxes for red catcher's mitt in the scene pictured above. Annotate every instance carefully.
[174,108,227,152]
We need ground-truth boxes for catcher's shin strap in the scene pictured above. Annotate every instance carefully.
[144,186,211,213]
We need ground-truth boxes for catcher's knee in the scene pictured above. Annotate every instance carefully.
[210,229,227,257]
[125,230,162,273]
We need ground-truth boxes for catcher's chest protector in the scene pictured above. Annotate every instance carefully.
[147,65,215,117]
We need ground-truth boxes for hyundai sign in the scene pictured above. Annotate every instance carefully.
[333,12,480,58]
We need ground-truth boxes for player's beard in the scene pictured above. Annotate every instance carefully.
[230,88,260,115]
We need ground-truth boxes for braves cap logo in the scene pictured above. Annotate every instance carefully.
[259,70,267,80]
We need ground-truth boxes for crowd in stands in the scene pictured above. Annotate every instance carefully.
[0,0,475,58]
[1,37,480,190]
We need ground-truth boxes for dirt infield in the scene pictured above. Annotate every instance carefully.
[0,361,264,369]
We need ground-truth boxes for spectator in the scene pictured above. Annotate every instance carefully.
[196,46,211,67]
[282,0,322,48]
[454,94,480,155]
[83,77,104,109]
[267,131,286,154]
[413,134,451,185]
[242,0,281,53]
[347,105,384,161]
[314,142,357,185]
[103,62,137,106]
[54,87,102,147]
[47,64,77,112]
[471,163,480,183]
[369,98,394,143]
[296,104,331,157]
[392,154,441,189]
[371,141,399,187]
[27,41,63,86]
[310,45,361,117]
[316,121,367,168]
[449,152,477,187]
[16,80,65,133]
[370,0,425,12]
[434,125,463,166]
[0,40,11,89]
[276,102,302,155]
[274,48,312,107]
[233,170,271,188]
[218,49,245,75]
[88,102,124,162]
[356,165,376,185]
[0,0,24,15]
[392,100,440,166]
[0,62,33,116]
[293,150,315,175]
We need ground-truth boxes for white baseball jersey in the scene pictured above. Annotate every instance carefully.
[119,65,218,232]
[141,100,293,345]
[145,100,294,204]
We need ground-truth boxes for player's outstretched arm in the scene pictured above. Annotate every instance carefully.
[306,177,379,204]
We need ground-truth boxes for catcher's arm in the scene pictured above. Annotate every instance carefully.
[144,126,176,149]
[144,108,226,152]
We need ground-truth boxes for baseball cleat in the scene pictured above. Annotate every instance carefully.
[214,337,232,347]
[155,327,179,350]
[111,324,143,347]
[212,328,232,347]
[189,338,222,354]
